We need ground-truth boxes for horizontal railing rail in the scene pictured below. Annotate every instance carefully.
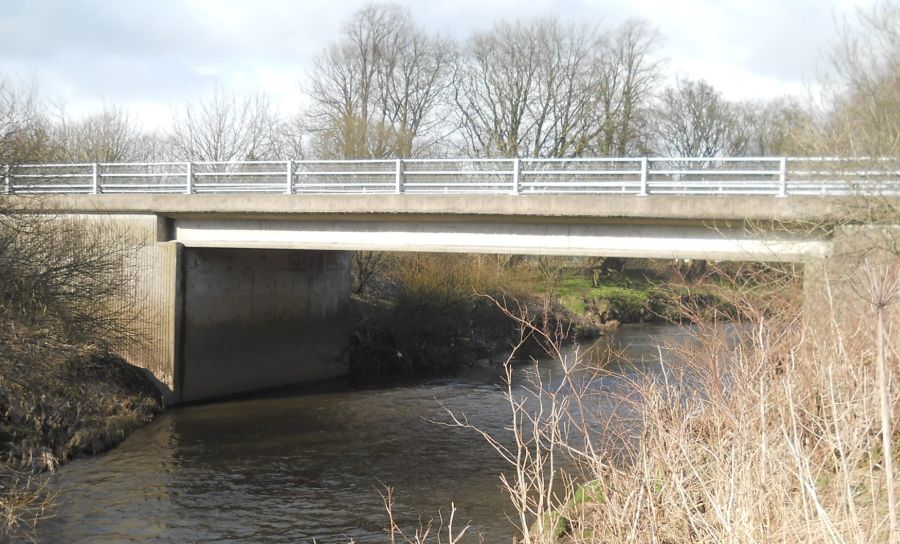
[2,157,898,197]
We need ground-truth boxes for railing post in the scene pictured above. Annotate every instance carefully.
[777,157,787,197]
[91,163,100,194]
[185,161,194,194]
[511,157,521,195]
[638,157,649,196]
[285,160,293,195]
[3,165,9,195]
[395,159,403,194]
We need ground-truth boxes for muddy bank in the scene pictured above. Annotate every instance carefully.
[348,293,542,380]
[345,255,731,379]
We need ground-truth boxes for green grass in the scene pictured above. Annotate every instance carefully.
[553,273,728,324]
[557,276,659,322]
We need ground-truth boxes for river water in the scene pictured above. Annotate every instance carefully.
[40,324,687,543]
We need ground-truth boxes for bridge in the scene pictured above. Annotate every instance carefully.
[6,157,898,404]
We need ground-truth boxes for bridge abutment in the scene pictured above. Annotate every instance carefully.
[120,241,184,401]
[177,247,350,403]
[114,227,351,404]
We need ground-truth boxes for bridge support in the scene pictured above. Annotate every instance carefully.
[119,237,351,404]
[178,247,350,403]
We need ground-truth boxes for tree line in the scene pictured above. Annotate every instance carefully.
[0,1,897,166]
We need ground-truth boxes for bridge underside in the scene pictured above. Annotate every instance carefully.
[172,217,828,263]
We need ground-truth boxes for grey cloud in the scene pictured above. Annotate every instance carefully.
[0,0,875,123]
[43,51,220,102]
[2,1,221,59]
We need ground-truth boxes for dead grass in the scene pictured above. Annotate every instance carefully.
[0,466,53,543]
[443,264,899,543]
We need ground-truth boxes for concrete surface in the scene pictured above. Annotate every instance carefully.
[22,193,846,222]
[174,217,828,262]
[178,247,351,403]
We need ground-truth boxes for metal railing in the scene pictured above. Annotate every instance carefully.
[3,157,898,197]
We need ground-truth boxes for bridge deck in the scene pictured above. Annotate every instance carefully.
[19,194,844,263]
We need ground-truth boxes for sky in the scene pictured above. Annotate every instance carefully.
[0,0,874,130]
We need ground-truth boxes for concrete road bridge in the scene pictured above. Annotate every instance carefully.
[5,156,898,403]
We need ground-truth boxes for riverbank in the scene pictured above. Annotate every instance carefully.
[556,257,733,321]
[0,341,161,539]
[347,254,731,378]
[348,290,568,380]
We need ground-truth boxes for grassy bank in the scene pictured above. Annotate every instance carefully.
[553,262,734,325]
[554,275,662,342]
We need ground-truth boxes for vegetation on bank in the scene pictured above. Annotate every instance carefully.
[417,262,899,544]
[348,252,746,380]
[1,345,161,538]
[349,254,547,379]
[0,209,161,540]
[553,269,731,329]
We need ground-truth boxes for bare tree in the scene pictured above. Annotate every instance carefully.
[270,113,306,160]
[0,76,55,165]
[454,18,544,158]
[51,104,159,162]
[817,0,900,156]
[169,87,283,162]
[454,17,660,158]
[653,78,749,157]
[352,251,390,294]
[736,97,810,156]
[590,19,661,156]
[305,4,455,159]
[0,212,141,348]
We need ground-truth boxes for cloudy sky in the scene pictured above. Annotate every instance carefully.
[0,0,872,130]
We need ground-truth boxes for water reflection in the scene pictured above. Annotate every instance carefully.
[42,324,683,543]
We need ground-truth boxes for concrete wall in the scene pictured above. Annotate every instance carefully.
[51,214,353,404]
[61,215,183,403]
[178,247,351,403]
[116,242,183,401]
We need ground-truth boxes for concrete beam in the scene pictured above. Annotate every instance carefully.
[173,217,829,262]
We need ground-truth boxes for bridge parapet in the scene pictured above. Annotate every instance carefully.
[4,157,898,197]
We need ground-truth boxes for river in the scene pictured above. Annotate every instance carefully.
[40,324,688,543]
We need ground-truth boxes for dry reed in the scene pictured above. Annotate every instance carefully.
[442,264,898,543]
